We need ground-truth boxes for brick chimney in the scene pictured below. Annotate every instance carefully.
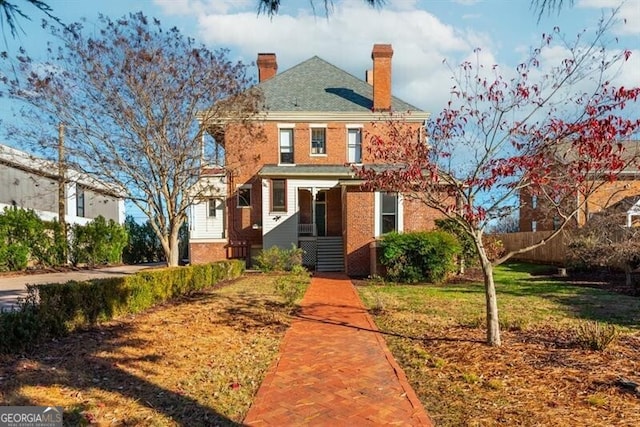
[257,53,277,82]
[371,44,393,111]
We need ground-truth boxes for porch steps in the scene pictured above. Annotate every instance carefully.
[316,236,344,272]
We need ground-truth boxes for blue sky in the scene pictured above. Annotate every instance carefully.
[1,0,636,221]
[2,0,638,114]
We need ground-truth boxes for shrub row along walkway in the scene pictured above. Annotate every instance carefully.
[244,272,432,426]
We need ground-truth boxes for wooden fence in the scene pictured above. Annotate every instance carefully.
[491,231,569,265]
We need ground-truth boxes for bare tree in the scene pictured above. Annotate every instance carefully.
[568,207,640,289]
[0,12,262,266]
[0,0,61,38]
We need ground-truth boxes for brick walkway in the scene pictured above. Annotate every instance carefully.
[244,273,432,426]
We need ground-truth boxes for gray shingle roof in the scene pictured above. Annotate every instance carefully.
[256,56,421,113]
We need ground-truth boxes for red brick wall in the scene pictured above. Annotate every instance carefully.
[403,196,442,231]
[189,242,228,264]
[344,187,375,276]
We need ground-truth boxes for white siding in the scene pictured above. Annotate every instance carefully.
[188,174,227,242]
[189,199,226,240]
[0,167,124,225]
[262,178,340,249]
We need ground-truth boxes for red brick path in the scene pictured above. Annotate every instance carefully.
[244,273,433,426]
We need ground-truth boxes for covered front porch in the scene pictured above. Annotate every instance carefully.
[297,187,344,271]
[258,165,353,272]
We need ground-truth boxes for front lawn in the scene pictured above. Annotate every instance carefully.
[358,263,640,426]
[0,272,309,426]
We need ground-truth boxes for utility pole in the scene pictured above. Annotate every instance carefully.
[58,123,67,263]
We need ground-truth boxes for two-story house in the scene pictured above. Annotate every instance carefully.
[189,44,445,276]
[0,143,125,225]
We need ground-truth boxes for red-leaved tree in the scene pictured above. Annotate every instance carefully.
[359,11,640,346]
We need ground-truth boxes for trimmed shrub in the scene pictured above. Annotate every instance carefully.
[0,260,244,353]
[254,244,304,272]
[70,216,128,266]
[435,218,477,266]
[380,231,461,283]
[0,207,52,270]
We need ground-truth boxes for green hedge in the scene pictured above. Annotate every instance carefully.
[0,260,244,353]
[380,231,461,283]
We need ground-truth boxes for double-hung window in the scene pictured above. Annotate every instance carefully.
[271,179,286,212]
[381,192,398,234]
[347,128,362,163]
[76,185,85,217]
[311,127,326,155]
[279,128,294,164]
[237,185,251,208]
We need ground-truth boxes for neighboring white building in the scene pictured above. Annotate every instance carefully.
[188,166,227,241]
[0,144,125,225]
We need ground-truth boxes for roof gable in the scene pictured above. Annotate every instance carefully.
[255,56,421,113]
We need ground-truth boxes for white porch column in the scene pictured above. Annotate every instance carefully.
[311,187,318,237]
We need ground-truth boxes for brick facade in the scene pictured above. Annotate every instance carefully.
[520,178,640,232]
[344,188,375,276]
[189,242,228,264]
[190,45,442,276]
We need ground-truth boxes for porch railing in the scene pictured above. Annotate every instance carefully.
[298,223,316,236]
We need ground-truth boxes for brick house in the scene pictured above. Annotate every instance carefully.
[189,44,444,276]
[519,140,640,232]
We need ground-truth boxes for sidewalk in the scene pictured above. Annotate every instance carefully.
[244,273,432,426]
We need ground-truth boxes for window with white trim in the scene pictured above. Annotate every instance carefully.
[208,198,224,217]
[279,128,294,164]
[271,179,286,212]
[76,185,85,217]
[311,127,326,155]
[347,128,362,163]
[531,195,537,209]
[237,185,251,208]
[381,192,398,234]
[531,220,537,232]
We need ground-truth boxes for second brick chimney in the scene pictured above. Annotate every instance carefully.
[371,44,393,111]
[257,53,278,82]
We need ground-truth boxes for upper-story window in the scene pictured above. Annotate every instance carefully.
[347,127,362,163]
[311,127,326,155]
[279,128,294,164]
[531,195,538,209]
[237,185,251,208]
[76,185,85,217]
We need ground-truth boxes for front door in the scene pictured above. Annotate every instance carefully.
[315,191,327,237]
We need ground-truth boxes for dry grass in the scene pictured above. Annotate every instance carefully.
[358,263,640,427]
[0,273,308,426]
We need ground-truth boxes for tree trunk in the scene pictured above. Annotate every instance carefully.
[477,239,501,346]
[167,226,180,267]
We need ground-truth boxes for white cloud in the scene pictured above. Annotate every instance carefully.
[577,0,640,35]
[153,0,252,16]
[172,0,490,112]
